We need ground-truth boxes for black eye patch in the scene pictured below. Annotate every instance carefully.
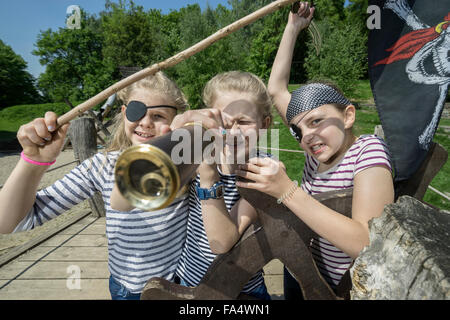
[125,101,178,122]
[289,124,302,142]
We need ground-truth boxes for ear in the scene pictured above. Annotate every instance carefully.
[121,104,126,115]
[344,105,356,129]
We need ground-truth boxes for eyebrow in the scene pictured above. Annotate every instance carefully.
[297,109,325,126]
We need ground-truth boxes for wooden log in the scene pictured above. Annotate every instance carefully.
[350,196,450,299]
[68,118,106,217]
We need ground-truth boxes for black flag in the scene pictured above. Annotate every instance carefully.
[368,0,450,181]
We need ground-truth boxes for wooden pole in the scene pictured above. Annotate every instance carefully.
[56,0,299,127]
[68,117,106,217]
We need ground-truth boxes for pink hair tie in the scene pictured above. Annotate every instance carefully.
[20,151,56,166]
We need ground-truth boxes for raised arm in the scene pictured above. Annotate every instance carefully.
[268,2,314,125]
[0,112,69,233]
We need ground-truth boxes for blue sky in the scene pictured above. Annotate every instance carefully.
[0,0,230,79]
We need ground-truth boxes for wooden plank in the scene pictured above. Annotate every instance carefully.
[0,260,37,279]
[78,222,106,235]
[17,246,108,262]
[0,209,93,267]
[38,234,72,247]
[57,215,98,235]
[0,279,110,300]
[0,260,109,279]
[39,234,107,247]
[0,261,108,280]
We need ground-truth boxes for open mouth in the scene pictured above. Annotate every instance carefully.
[134,131,154,139]
[311,143,326,155]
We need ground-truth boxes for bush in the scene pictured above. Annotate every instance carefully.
[304,20,367,96]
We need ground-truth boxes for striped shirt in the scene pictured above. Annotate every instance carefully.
[13,151,189,294]
[301,134,392,289]
[176,155,271,293]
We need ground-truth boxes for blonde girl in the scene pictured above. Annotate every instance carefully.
[174,71,273,299]
[0,72,194,300]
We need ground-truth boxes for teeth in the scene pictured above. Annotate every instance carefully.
[312,144,324,151]
[136,132,152,138]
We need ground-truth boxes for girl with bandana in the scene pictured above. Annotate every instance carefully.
[0,72,216,300]
[235,2,395,296]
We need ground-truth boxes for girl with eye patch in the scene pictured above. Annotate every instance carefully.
[235,2,395,298]
[0,72,201,300]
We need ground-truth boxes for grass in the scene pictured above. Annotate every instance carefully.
[0,102,72,141]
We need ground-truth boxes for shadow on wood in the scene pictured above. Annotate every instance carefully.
[141,143,447,300]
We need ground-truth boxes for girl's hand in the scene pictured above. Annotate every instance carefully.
[288,2,315,32]
[235,157,293,199]
[17,112,70,163]
[170,109,225,131]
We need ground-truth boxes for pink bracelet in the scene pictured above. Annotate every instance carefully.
[20,151,56,166]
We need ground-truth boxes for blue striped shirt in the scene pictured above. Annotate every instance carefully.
[176,155,272,294]
[14,151,190,294]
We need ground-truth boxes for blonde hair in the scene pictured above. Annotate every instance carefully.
[202,71,273,125]
[106,72,188,152]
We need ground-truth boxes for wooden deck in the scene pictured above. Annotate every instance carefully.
[0,215,110,299]
[0,213,284,300]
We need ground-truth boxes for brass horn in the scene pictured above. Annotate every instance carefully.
[115,123,210,211]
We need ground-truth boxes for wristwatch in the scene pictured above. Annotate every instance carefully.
[196,181,225,200]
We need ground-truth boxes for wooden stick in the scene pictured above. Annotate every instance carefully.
[56,0,298,126]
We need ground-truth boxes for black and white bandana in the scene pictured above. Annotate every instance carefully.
[286,83,352,124]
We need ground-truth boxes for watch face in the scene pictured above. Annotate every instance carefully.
[216,185,224,198]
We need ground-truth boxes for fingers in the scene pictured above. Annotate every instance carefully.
[44,111,58,132]
[238,162,262,174]
[235,179,264,191]
[17,113,69,152]
[170,109,224,131]
[18,118,50,147]
[235,169,260,182]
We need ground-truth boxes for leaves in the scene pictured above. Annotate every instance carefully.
[25,0,369,107]
[0,40,41,109]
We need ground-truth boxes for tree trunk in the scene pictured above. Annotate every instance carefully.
[68,117,106,217]
[350,196,450,299]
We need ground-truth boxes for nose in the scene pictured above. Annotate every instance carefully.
[301,127,315,144]
[138,112,154,128]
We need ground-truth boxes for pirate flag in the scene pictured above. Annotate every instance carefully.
[368,0,450,182]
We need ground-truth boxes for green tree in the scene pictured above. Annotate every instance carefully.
[312,0,346,24]
[173,4,243,108]
[304,20,367,95]
[345,0,369,30]
[33,9,114,105]
[0,40,41,109]
[101,0,167,69]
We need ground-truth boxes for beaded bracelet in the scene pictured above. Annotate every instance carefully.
[277,180,298,204]
[21,151,56,166]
